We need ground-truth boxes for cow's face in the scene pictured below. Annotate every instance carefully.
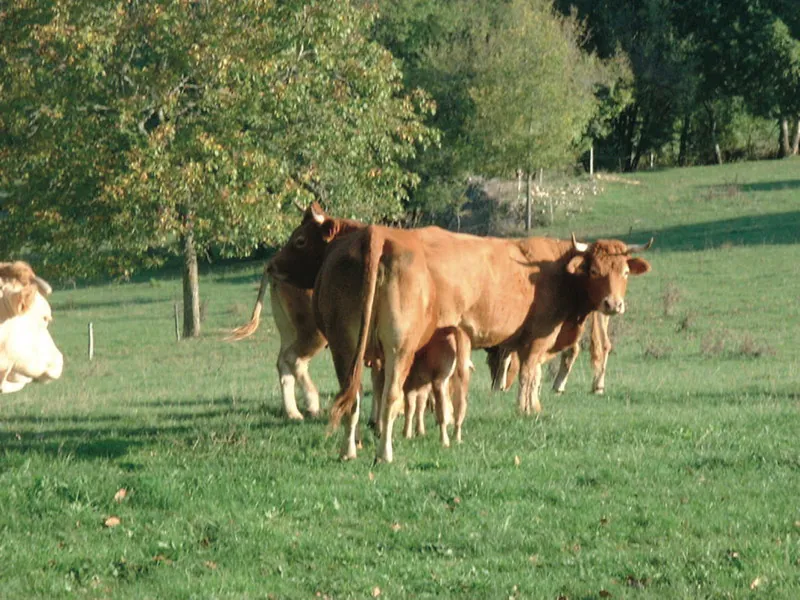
[567,239,651,316]
[268,202,339,289]
[0,266,64,392]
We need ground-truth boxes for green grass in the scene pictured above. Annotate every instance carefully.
[2,158,800,599]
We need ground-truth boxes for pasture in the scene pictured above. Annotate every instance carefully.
[2,159,800,599]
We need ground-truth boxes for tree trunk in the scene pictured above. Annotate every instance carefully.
[678,111,691,166]
[706,104,723,165]
[621,104,639,172]
[525,171,532,231]
[778,117,794,158]
[792,117,800,156]
[181,225,201,339]
[630,111,650,171]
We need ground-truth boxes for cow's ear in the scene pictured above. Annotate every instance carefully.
[627,257,651,275]
[13,286,37,315]
[566,254,587,275]
[320,219,338,242]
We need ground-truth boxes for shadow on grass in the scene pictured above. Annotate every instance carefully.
[50,297,167,312]
[740,179,800,193]
[630,210,800,252]
[0,397,310,460]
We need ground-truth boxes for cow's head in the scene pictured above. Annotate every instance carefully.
[566,235,652,316]
[268,202,361,289]
[0,262,64,393]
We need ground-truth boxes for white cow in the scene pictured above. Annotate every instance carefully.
[0,262,63,393]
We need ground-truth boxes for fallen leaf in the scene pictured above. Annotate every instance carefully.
[204,561,218,570]
[104,516,121,528]
[391,523,402,532]
[453,497,461,504]
[529,554,539,565]
[153,554,173,565]
[514,455,521,467]
[113,488,127,503]
[371,586,381,597]
[368,472,375,481]
[750,576,766,590]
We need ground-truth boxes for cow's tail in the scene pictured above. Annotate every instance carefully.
[330,226,383,429]
[226,263,271,341]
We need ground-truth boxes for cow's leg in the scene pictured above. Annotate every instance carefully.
[369,366,385,436]
[328,345,361,460]
[294,356,320,417]
[590,312,611,394]
[433,379,452,448]
[552,343,580,394]
[403,390,417,439]
[338,391,361,460]
[277,348,305,421]
[517,340,548,415]
[376,353,414,463]
[415,388,429,437]
[450,330,472,444]
[518,360,543,415]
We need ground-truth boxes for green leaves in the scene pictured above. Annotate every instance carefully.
[0,0,435,279]
[466,0,602,175]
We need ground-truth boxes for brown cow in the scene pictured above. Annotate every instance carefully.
[268,203,651,462]
[230,266,458,442]
[486,311,613,395]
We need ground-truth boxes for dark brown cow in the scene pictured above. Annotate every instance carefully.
[486,311,613,395]
[229,268,326,419]
[268,202,651,462]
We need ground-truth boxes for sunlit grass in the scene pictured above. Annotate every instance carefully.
[1,159,799,598]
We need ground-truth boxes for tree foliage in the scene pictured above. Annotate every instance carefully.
[467,0,606,176]
[0,0,436,279]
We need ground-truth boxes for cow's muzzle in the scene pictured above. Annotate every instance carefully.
[601,297,625,316]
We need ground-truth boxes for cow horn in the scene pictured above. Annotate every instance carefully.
[34,276,53,296]
[571,233,589,253]
[627,237,654,253]
[310,202,325,224]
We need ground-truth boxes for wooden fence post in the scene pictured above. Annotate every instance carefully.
[174,302,181,342]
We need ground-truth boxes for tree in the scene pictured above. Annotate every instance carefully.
[466,0,603,227]
[673,0,800,157]
[554,0,696,171]
[1,0,435,336]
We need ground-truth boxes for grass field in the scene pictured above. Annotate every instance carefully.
[2,159,800,599]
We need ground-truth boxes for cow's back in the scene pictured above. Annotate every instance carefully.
[414,227,572,348]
